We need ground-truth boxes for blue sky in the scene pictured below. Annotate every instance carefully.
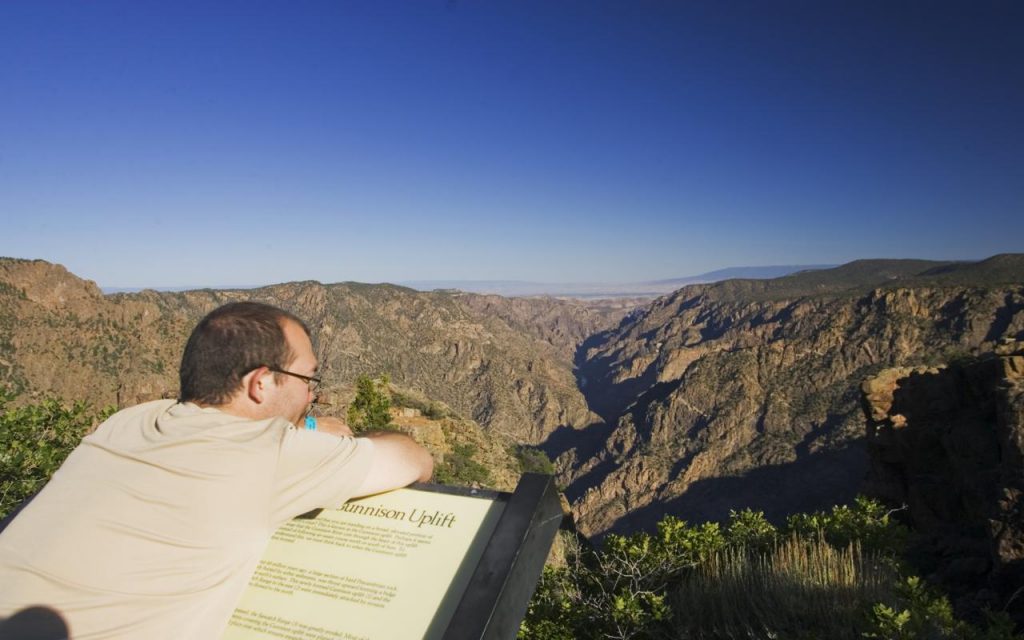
[1,1,1021,288]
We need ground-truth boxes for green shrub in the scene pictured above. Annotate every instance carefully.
[522,518,726,639]
[514,445,555,476]
[865,576,1022,640]
[388,388,451,420]
[520,498,1021,640]
[724,507,778,552]
[784,494,908,555]
[434,442,491,486]
[346,374,393,432]
[0,389,112,519]
[423,401,448,420]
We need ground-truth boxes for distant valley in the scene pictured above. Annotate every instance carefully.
[2,254,1023,539]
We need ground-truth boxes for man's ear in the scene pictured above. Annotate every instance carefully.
[243,366,272,404]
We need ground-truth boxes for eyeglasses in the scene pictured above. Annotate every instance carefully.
[267,366,322,392]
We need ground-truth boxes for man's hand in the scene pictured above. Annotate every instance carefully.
[313,416,354,438]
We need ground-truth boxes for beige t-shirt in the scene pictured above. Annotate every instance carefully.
[0,399,374,639]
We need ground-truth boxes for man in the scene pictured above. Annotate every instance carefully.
[0,302,433,639]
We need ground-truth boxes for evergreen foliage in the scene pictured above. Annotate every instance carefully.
[346,374,394,432]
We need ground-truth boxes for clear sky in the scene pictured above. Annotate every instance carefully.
[1,1,1021,288]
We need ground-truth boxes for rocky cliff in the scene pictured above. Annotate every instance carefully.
[557,256,1024,537]
[0,258,622,444]
[454,293,635,362]
[861,344,1024,624]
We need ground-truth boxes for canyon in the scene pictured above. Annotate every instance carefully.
[2,254,1023,541]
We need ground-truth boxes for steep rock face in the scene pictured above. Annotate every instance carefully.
[0,259,613,444]
[288,283,605,443]
[0,259,202,405]
[0,259,106,313]
[388,408,524,494]
[562,259,1024,537]
[455,293,626,361]
[861,346,1024,625]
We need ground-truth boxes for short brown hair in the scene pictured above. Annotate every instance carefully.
[179,302,311,405]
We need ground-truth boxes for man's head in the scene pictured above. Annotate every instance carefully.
[179,302,317,423]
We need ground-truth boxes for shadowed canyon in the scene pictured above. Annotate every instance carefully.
[2,254,1023,540]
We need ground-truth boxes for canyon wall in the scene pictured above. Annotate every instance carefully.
[862,344,1024,623]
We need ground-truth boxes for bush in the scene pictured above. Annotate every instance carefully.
[423,401,448,420]
[434,442,491,486]
[865,577,1021,640]
[388,388,451,420]
[514,445,555,476]
[346,374,393,432]
[725,508,778,553]
[784,495,908,555]
[521,517,726,639]
[520,498,1022,640]
[0,389,112,519]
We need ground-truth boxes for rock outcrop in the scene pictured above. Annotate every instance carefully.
[862,343,1024,624]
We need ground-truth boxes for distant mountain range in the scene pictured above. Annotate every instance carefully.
[400,265,837,298]
[101,284,264,294]
[98,264,836,297]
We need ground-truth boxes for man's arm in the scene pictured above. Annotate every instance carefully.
[304,416,433,496]
[352,431,434,497]
[312,416,354,437]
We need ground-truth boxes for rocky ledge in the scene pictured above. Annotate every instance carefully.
[862,341,1024,624]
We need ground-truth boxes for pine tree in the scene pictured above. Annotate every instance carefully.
[346,374,392,431]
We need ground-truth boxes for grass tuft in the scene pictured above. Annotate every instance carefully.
[673,533,895,639]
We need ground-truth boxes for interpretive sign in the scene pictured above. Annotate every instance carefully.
[222,473,563,640]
